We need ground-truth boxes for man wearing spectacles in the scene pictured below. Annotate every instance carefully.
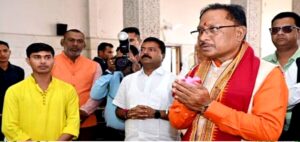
[169,3,288,141]
[263,12,300,140]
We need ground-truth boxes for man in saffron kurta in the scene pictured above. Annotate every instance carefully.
[169,4,288,141]
[52,29,101,140]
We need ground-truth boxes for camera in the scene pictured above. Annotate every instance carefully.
[115,32,132,71]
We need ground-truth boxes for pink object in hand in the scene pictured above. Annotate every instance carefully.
[184,76,201,85]
[172,76,201,97]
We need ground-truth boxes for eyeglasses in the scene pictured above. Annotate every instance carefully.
[269,25,300,35]
[190,25,240,37]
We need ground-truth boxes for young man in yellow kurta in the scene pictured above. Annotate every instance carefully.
[2,43,79,141]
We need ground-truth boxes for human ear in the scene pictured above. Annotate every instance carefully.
[161,54,165,61]
[236,26,247,42]
[60,39,64,46]
[26,58,30,66]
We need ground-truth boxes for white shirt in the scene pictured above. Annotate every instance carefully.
[203,60,232,92]
[285,61,300,110]
[113,66,180,141]
[283,61,300,131]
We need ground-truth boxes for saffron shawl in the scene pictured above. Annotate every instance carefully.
[185,42,260,140]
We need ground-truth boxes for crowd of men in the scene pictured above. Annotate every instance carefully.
[0,3,299,141]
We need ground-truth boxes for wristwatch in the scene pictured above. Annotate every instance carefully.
[154,110,161,119]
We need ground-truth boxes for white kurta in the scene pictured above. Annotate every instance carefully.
[113,66,180,141]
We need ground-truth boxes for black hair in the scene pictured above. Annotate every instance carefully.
[129,45,139,56]
[200,3,247,27]
[97,42,113,51]
[63,29,84,38]
[121,27,141,36]
[26,43,55,58]
[271,12,300,27]
[116,45,139,56]
[142,37,166,55]
[0,40,9,49]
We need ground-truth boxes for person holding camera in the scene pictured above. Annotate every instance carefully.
[113,37,180,141]
[80,45,139,140]
[121,27,142,50]
[93,42,114,75]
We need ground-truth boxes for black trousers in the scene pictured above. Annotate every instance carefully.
[95,124,125,141]
[279,103,300,141]
[0,116,4,140]
[76,126,97,141]
[102,126,125,141]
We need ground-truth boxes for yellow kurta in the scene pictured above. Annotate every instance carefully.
[2,75,80,141]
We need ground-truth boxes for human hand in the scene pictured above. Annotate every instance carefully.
[128,53,141,72]
[172,78,211,112]
[79,109,89,123]
[107,57,116,72]
[127,105,155,119]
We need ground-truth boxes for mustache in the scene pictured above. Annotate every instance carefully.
[199,41,214,47]
[142,55,152,59]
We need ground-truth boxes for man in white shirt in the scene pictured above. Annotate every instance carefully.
[113,37,180,141]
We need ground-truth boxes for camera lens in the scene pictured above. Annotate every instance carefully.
[116,57,129,67]
[115,56,132,71]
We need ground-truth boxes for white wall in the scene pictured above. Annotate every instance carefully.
[0,0,91,76]
[0,0,89,35]
[88,0,123,59]
[0,0,125,76]
[261,0,292,57]
[160,0,230,72]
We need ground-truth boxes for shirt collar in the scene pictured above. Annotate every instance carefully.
[270,53,279,64]
[264,48,300,69]
[61,51,82,64]
[29,74,54,94]
[289,48,300,62]
[211,59,233,68]
[139,66,164,76]
[0,62,12,71]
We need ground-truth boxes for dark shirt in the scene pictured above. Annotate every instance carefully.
[93,57,111,75]
[0,62,24,113]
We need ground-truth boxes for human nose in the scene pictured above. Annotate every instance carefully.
[277,28,285,34]
[198,30,210,42]
[40,58,46,63]
[72,40,80,46]
[141,48,149,54]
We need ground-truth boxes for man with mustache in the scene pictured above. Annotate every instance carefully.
[52,29,102,140]
[2,43,79,141]
[169,3,288,140]
[263,12,300,140]
[113,37,180,140]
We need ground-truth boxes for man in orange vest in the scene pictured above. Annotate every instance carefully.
[52,29,102,140]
